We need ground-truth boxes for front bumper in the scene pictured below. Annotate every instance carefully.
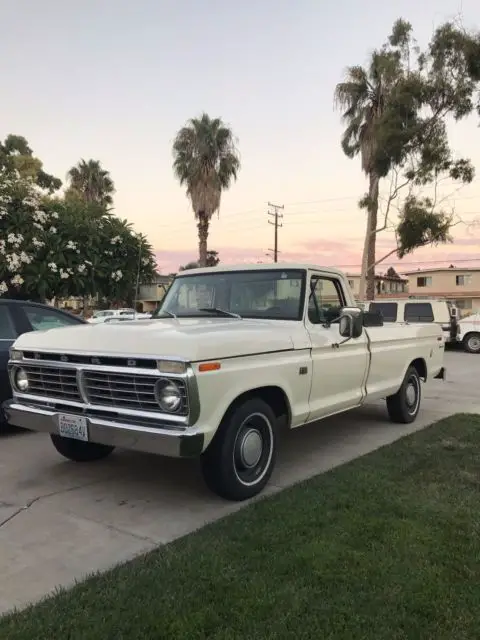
[3,400,205,458]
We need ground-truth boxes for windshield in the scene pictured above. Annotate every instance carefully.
[154,269,306,320]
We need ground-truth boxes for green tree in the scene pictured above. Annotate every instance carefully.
[0,135,61,193]
[179,250,220,271]
[66,159,115,207]
[335,19,478,300]
[1,180,156,303]
[172,113,240,267]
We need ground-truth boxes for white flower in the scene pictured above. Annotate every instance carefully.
[59,269,69,279]
[48,262,58,272]
[33,222,43,230]
[7,233,23,248]
[111,269,123,282]
[20,251,32,264]
[0,281,8,295]
[142,257,150,266]
[49,226,57,234]
[66,240,77,250]
[10,274,24,287]
[6,253,21,272]
[0,240,5,254]
[33,210,48,224]
[85,260,92,266]
[77,264,87,274]
[0,206,7,219]
[32,237,45,248]
[110,235,122,245]
[51,211,59,219]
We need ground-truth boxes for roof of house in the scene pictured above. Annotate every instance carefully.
[402,267,480,275]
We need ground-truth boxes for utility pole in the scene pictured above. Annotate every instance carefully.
[267,202,284,262]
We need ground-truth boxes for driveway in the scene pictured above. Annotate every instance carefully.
[1,350,478,614]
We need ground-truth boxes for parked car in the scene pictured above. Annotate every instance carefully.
[456,312,480,353]
[4,264,445,499]
[88,309,136,324]
[364,298,459,344]
[0,300,86,428]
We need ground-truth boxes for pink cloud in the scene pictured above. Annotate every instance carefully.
[155,234,480,275]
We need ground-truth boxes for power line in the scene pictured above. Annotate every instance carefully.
[267,202,284,262]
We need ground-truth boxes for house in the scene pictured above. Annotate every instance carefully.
[402,266,480,316]
[137,273,173,312]
[347,268,409,300]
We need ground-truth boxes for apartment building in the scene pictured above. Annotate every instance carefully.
[137,274,173,312]
[347,270,409,300]
[403,266,480,316]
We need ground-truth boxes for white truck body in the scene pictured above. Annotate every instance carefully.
[4,264,445,500]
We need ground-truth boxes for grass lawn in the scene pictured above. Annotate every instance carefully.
[2,414,480,639]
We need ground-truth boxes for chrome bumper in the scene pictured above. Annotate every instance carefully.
[3,400,205,458]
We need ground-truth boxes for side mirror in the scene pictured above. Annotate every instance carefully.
[338,307,363,339]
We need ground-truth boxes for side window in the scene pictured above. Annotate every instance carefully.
[404,303,434,322]
[0,306,17,340]
[308,277,344,325]
[22,306,81,331]
[369,302,398,322]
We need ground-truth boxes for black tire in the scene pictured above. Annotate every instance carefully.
[386,365,422,424]
[200,397,278,501]
[50,434,115,462]
[463,332,480,354]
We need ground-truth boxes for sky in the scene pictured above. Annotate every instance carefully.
[1,0,479,275]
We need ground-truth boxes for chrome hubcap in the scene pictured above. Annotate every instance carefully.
[406,383,416,406]
[468,337,480,350]
[239,429,263,468]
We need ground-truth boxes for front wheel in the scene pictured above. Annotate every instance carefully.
[50,434,115,462]
[200,397,278,501]
[463,332,480,354]
[386,366,422,424]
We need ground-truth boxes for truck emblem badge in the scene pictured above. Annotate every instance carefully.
[34,353,40,359]
[60,355,68,362]
[127,359,136,367]
[91,357,101,365]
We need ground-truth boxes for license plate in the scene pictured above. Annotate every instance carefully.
[58,414,88,441]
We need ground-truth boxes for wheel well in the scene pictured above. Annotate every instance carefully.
[463,331,480,340]
[223,386,292,429]
[410,357,427,382]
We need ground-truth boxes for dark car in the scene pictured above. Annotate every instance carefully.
[0,300,86,428]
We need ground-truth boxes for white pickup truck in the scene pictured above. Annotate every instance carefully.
[4,264,445,501]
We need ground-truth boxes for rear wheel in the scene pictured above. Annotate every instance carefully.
[50,434,115,462]
[386,366,421,424]
[201,397,278,501]
[463,332,480,354]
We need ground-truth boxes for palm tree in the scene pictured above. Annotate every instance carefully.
[334,54,399,300]
[66,159,115,208]
[172,113,240,267]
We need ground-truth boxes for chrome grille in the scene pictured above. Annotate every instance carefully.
[83,371,188,414]
[21,365,81,402]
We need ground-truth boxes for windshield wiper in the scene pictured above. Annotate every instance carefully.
[198,307,241,319]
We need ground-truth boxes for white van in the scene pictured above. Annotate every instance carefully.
[364,298,459,343]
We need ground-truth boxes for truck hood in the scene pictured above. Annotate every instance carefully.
[13,317,308,361]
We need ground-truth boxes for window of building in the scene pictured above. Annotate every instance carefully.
[456,275,472,286]
[417,276,432,287]
[455,299,473,310]
[404,302,434,322]
[348,279,354,289]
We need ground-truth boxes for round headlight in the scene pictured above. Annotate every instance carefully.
[15,367,29,392]
[156,380,182,413]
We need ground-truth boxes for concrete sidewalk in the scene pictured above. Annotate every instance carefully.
[0,350,478,614]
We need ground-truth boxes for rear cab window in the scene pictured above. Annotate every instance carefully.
[404,303,434,322]
[369,302,398,322]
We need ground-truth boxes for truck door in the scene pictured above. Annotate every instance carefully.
[305,274,369,420]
